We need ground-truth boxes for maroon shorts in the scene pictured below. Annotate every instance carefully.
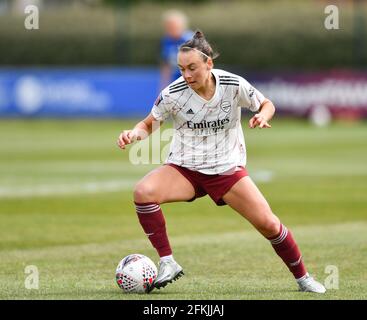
[167,163,248,206]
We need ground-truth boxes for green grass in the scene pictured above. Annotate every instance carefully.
[0,118,366,300]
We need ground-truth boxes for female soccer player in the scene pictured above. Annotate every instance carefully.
[117,31,326,294]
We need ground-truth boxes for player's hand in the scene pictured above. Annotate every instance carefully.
[117,130,136,150]
[249,113,271,129]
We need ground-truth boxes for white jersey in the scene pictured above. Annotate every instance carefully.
[151,69,266,175]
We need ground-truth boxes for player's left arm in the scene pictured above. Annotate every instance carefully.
[249,99,275,129]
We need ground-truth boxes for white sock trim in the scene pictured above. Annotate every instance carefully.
[296,272,309,282]
[135,203,161,214]
[270,225,288,245]
[160,255,174,262]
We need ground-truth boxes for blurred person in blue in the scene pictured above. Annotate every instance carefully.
[160,10,193,89]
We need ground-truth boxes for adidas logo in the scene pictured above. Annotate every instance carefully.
[186,109,194,114]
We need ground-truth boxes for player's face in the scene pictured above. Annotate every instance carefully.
[177,51,212,91]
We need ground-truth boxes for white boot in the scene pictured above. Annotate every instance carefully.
[297,273,326,293]
[154,259,184,289]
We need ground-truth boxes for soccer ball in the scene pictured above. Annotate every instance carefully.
[115,254,158,293]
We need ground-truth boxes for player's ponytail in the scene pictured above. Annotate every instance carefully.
[179,30,219,61]
[193,30,205,40]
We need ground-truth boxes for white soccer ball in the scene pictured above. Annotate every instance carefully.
[115,254,158,293]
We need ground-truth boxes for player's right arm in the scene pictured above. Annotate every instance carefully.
[117,87,172,150]
[117,113,162,150]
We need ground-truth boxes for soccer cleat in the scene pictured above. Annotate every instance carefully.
[145,281,155,294]
[297,273,326,293]
[153,259,184,289]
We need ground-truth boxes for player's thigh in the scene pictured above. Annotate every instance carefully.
[134,165,196,204]
[222,176,280,236]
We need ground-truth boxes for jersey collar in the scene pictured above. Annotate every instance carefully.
[189,70,219,104]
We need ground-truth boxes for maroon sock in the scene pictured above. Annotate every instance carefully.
[267,224,307,279]
[135,202,172,257]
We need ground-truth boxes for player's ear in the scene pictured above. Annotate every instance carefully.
[207,57,213,70]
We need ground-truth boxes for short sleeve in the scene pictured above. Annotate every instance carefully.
[151,91,172,121]
[238,77,266,112]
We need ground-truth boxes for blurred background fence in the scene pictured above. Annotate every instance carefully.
[0,0,366,119]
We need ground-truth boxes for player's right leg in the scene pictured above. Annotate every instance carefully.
[133,165,195,290]
[134,164,196,204]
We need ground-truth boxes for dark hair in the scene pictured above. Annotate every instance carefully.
[179,30,219,61]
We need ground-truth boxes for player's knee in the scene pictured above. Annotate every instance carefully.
[257,215,281,238]
[133,182,159,203]
[264,219,281,238]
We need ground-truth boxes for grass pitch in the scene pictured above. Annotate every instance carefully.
[0,118,366,300]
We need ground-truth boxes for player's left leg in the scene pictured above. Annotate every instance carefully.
[222,176,326,293]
